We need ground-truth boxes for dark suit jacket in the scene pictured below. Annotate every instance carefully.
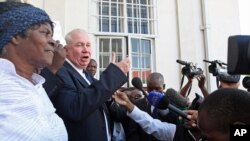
[50,61,127,141]
[41,67,63,98]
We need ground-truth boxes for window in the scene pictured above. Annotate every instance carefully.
[98,37,125,73]
[126,0,154,34]
[99,0,124,32]
[96,0,157,86]
[98,0,155,34]
[131,38,151,83]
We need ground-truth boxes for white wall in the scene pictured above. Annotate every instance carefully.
[239,0,250,34]
[205,0,240,91]
[156,0,240,100]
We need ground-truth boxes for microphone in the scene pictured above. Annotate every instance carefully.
[131,77,148,96]
[165,88,189,108]
[242,76,250,91]
[176,59,191,66]
[147,91,189,120]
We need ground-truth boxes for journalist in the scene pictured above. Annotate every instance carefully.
[113,91,202,141]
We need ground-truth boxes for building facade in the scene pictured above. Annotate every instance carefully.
[27,0,241,99]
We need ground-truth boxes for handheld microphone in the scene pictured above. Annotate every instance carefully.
[131,77,148,96]
[147,91,189,120]
[165,88,189,108]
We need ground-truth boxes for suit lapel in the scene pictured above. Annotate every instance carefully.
[64,62,90,88]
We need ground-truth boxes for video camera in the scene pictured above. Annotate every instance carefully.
[203,59,227,76]
[227,35,250,74]
[176,59,203,78]
[204,59,240,84]
[227,35,250,90]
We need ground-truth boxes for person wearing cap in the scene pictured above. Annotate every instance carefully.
[217,74,241,89]
[0,2,67,140]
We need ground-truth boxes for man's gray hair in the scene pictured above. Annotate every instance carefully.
[65,28,87,44]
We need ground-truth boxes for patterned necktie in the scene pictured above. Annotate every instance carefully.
[83,70,93,84]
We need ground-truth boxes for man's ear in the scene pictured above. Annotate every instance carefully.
[10,36,20,46]
[163,84,166,90]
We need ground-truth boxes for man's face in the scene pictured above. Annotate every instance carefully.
[86,60,97,76]
[15,23,55,70]
[147,81,165,93]
[198,111,229,141]
[125,89,144,104]
[66,31,91,69]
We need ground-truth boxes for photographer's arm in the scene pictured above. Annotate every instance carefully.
[179,77,193,97]
[197,75,209,98]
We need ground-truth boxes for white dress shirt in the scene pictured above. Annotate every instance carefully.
[127,106,176,141]
[0,59,68,141]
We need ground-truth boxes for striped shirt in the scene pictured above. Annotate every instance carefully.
[0,59,68,141]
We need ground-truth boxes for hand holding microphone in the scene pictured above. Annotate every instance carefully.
[179,110,198,129]
[131,77,148,97]
[147,91,190,120]
[113,90,135,113]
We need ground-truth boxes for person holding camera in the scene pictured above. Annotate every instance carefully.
[204,59,241,89]
[179,74,209,98]
[176,59,209,98]
[216,74,241,89]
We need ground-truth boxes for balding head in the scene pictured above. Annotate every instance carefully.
[147,72,165,93]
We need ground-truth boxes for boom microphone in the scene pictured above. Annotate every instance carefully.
[147,91,189,120]
[176,59,191,66]
[131,77,148,96]
[242,76,250,91]
[165,88,189,108]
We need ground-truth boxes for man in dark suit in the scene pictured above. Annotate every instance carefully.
[49,28,130,141]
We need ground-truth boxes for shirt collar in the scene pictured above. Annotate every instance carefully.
[0,58,45,85]
[66,59,85,74]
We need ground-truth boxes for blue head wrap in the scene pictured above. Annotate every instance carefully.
[0,4,51,51]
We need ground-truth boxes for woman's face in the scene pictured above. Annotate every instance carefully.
[16,22,55,70]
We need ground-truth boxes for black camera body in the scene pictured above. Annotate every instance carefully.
[189,93,203,110]
[204,60,227,76]
[176,59,203,78]
[204,59,240,83]
[227,35,250,74]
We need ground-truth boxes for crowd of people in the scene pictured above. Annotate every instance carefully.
[0,1,250,141]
